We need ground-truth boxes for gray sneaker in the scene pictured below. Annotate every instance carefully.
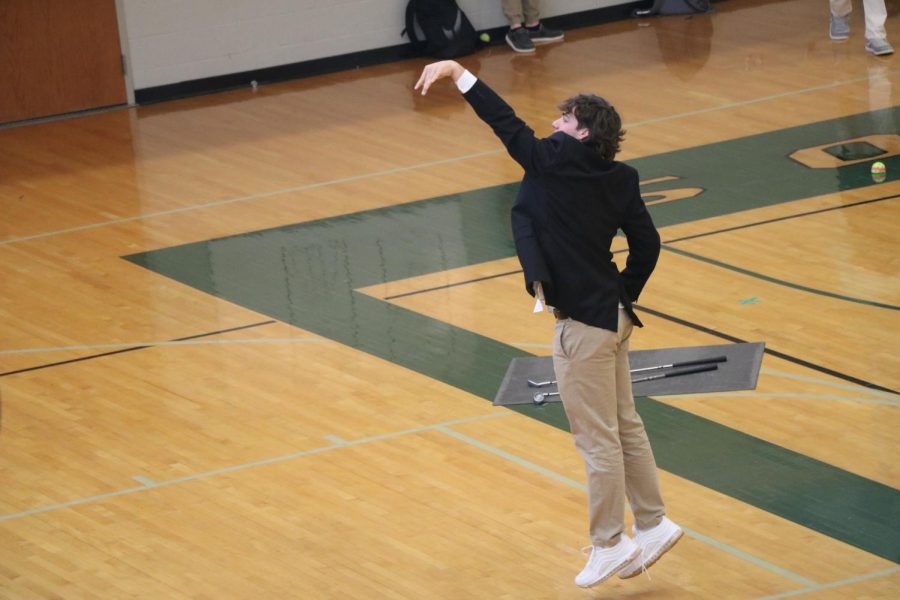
[528,23,564,44]
[829,15,849,40]
[505,27,535,54]
[865,38,894,56]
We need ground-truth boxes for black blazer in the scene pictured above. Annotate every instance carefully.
[463,78,660,331]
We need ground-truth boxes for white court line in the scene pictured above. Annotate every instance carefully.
[0,411,509,523]
[663,391,899,408]
[3,70,898,248]
[760,367,900,401]
[754,567,900,599]
[696,392,900,406]
[0,337,327,356]
[435,425,819,587]
[0,149,502,246]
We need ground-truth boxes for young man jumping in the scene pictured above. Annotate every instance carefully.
[415,60,683,588]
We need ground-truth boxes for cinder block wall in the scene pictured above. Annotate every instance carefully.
[121,0,615,91]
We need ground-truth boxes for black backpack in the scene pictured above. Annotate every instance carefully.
[403,0,478,58]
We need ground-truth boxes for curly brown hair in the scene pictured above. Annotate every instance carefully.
[557,94,625,161]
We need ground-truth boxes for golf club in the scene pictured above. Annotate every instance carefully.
[527,378,556,388]
[526,355,727,388]
[533,391,559,405]
[631,363,719,383]
[629,355,727,374]
[531,363,721,404]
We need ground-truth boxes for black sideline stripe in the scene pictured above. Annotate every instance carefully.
[665,194,898,244]
[384,270,522,300]
[636,305,898,395]
[0,320,277,378]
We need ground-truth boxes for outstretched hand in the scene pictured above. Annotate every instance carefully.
[414,60,465,95]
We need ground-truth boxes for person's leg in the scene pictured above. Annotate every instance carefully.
[862,0,888,39]
[522,0,542,27]
[501,0,525,27]
[522,0,564,44]
[613,310,665,531]
[861,0,892,55]
[862,0,892,54]
[830,0,852,18]
[554,317,639,587]
[613,311,683,580]
[502,0,536,53]
[829,0,852,40]
[553,319,626,547]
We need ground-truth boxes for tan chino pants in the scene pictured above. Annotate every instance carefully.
[552,309,666,546]
[501,0,541,26]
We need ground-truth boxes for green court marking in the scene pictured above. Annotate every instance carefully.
[663,245,900,311]
[126,107,900,563]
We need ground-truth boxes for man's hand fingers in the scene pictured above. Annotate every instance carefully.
[415,67,432,94]
[416,66,438,95]
[415,62,456,96]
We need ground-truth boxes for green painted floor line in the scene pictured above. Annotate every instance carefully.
[755,566,900,600]
[662,245,900,311]
[632,396,899,564]
[124,106,900,564]
[437,426,818,587]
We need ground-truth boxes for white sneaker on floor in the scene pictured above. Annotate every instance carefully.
[575,535,640,588]
[618,516,684,579]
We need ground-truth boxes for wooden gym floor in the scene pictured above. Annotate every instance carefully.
[1,0,898,597]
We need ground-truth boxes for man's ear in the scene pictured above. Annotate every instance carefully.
[576,128,589,141]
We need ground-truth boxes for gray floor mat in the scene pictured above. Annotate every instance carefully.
[493,342,765,406]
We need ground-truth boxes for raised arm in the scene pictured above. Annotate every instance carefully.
[415,61,562,175]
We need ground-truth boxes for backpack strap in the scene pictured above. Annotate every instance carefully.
[403,0,421,45]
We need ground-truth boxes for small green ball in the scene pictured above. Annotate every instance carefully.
[479,32,491,43]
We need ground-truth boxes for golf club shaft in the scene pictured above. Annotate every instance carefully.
[527,355,726,390]
[631,363,719,383]
[629,355,727,374]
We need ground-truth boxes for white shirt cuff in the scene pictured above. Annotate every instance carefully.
[455,70,477,94]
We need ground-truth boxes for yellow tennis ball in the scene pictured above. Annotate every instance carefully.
[480,32,491,43]
[871,161,887,183]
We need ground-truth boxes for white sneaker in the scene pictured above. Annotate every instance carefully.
[618,516,683,579]
[575,535,640,588]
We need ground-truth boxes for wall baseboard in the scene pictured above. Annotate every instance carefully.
[134,2,643,105]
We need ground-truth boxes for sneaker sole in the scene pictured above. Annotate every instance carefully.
[505,40,535,53]
[618,529,684,579]
[866,48,894,56]
[577,546,641,588]
[531,36,564,44]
